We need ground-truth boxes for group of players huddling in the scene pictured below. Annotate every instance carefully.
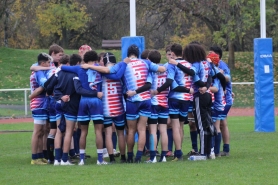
[29,42,233,165]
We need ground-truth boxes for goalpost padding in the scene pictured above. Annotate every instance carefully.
[254,38,275,132]
[121,36,145,59]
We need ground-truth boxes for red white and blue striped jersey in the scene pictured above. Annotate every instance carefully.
[122,58,158,102]
[30,70,48,111]
[102,76,124,117]
[167,59,193,101]
[150,63,169,108]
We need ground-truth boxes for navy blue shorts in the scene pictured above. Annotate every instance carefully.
[212,109,225,122]
[188,101,193,113]
[222,104,232,118]
[104,114,125,129]
[77,97,103,121]
[32,109,48,120]
[55,101,77,121]
[48,97,57,122]
[168,98,190,118]
[126,100,151,120]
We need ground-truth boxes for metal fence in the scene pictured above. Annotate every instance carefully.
[0,82,277,118]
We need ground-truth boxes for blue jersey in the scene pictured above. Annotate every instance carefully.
[150,63,169,107]
[192,60,220,94]
[219,60,233,105]
[167,59,193,101]
[212,78,226,111]
[122,58,158,102]
[87,69,102,91]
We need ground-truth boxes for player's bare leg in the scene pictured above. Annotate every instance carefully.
[127,119,137,162]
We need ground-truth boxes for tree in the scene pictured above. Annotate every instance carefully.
[36,0,89,48]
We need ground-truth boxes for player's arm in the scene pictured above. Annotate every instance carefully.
[29,87,44,99]
[73,76,97,97]
[155,64,175,94]
[104,62,127,80]
[30,65,52,71]
[61,65,79,74]
[171,80,193,94]
[145,60,166,73]
[169,59,195,76]
[209,80,219,93]
[209,62,226,91]
[126,72,152,97]
[45,74,58,95]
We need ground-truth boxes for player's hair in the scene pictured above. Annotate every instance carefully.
[37,53,50,65]
[183,44,206,63]
[98,52,105,62]
[83,50,98,63]
[148,50,161,64]
[165,45,171,53]
[70,54,82,66]
[189,41,201,45]
[60,54,70,65]
[127,44,139,58]
[170,43,182,57]
[209,46,223,59]
[141,49,150,59]
[48,44,64,55]
[103,52,117,66]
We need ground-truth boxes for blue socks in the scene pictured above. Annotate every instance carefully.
[69,149,75,157]
[214,133,222,155]
[62,153,68,162]
[145,130,150,151]
[159,151,167,161]
[135,150,143,160]
[223,144,230,153]
[190,131,198,152]
[38,152,44,159]
[127,152,134,160]
[167,128,173,151]
[32,154,38,160]
[97,149,103,162]
[175,150,182,158]
[55,148,62,162]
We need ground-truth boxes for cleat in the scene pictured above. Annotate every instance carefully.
[61,160,75,165]
[165,151,174,157]
[127,159,133,163]
[159,156,167,162]
[186,150,200,157]
[120,159,127,163]
[47,160,54,164]
[220,151,230,156]
[113,149,120,157]
[215,153,221,158]
[134,158,141,163]
[209,153,216,159]
[97,160,108,165]
[171,157,183,162]
[78,159,85,166]
[39,158,48,164]
[53,160,61,166]
[31,159,47,165]
[109,160,116,164]
[145,156,157,163]
[103,153,109,158]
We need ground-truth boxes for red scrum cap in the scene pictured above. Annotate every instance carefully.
[207,52,220,66]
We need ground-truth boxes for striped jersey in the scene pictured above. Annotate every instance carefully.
[30,70,48,110]
[102,76,124,117]
[122,58,158,102]
[150,63,169,107]
[167,59,193,101]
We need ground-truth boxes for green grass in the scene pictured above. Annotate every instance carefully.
[0,117,278,184]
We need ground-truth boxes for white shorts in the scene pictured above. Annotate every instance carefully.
[34,119,47,125]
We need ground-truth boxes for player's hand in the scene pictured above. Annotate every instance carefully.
[219,69,224,74]
[150,90,158,97]
[28,95,32,100]
[126,90,136,97]
[189,88,194,94]
[169,59,178,66]
[61,95,70,102]
[207,58,212,63]
[199,87,207,94]
[81,64,90,69]
[232,92,235,98]
[124,57,131,64]
[97,92,103,99]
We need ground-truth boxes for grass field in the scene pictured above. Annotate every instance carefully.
[0,117,277,184]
